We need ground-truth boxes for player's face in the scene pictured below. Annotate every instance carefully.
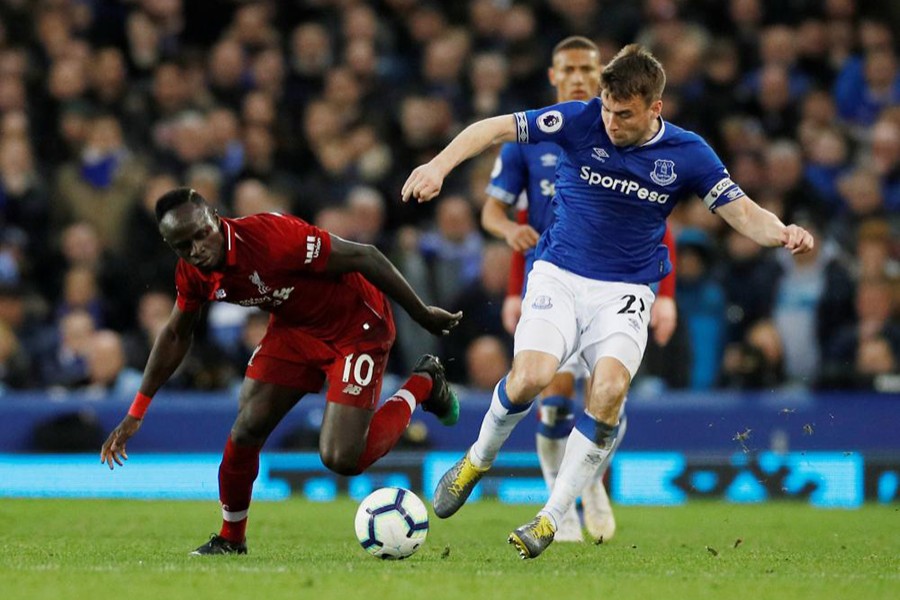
[600,90,663,147]
[549,48,601,102]
[159,203,226,272]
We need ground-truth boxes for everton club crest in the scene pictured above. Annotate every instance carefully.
[650,159,677,186]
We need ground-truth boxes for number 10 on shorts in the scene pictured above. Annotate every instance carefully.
[342,353,375,386]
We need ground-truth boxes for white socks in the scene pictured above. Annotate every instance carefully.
[469,376,533,469]
[540,413,619,530]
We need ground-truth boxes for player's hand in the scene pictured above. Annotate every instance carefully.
[649,295,677,347]
[401,162,444,203]
[418,306,463,336]
[100,415,142,470]
[782,224,814,255]
[505,224,540,252]
[501,295,522,335]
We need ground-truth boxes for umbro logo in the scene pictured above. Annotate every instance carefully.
[592,147,609,162]
[540,153,558,167]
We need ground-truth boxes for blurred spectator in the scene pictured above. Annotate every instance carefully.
[232,178,283,217]
[442,241,512,381]
[346,186,389,249]
[0,136,50,265]
[771,218,852,385]
[34,309,95,388]
[855,219,900,280]
[419,196,484,308]
[717,229,780,345]
[82,330,142,398]
[465,335,511,391]
[763,140,828,223]
[834,47,900,128]
[821,276,900,389]
[869,117,900,211]
[123,289,175,371]
[53,113,147,253]
[802,126,850,214]
[721,319,786,389]
[0,319,30,391]
[676,229,726,390]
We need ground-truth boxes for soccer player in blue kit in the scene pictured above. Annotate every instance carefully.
[402,44,814,559]
[480,36,678,543]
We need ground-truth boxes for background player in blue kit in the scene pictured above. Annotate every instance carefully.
[402,44,814,559]
[481,36,678,543]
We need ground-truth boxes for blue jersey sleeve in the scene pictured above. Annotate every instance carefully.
[514,101,593,148]
[485,143,527,205]
[687,138,747,212]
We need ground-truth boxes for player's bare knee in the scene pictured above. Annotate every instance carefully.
[507,361,554,402]
[587,373,630,424]
[319,446,362,476]
[230,423,267,446]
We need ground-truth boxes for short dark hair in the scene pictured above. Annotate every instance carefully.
[155,187,207,223]
[552,36,599,57]
[600,44,666,105]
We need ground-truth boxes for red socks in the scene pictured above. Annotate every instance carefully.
[354,374,432,472]
[218,437,261,543]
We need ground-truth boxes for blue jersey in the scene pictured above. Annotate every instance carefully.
[515,99,745,284]
[486,142,559,239]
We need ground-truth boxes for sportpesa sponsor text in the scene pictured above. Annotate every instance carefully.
[578,166,671,204]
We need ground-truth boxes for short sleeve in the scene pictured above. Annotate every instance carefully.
[688,140,747,212]
[258,213,333,272]
[485,143,527,205]
[514,101,591,147]
[174,261,207,312]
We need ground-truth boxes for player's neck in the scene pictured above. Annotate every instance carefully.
[637,117,662,146]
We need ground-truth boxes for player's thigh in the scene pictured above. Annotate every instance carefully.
[319,401,373,463]
[515,261,579,363]
[232,377,307,443]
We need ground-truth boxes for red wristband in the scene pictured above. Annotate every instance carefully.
[128,392,153,419]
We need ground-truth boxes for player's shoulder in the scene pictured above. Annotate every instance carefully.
[659,120,712,150]
[230,212,309,233]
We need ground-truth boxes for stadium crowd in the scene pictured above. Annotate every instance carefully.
[0,0,898,396]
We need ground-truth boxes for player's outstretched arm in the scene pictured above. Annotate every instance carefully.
[401,115,518,204]
[715,196,814,254]
[325,235,462,336]
[100,306,199,470]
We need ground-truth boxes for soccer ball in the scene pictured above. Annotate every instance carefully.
[354,487,429,559]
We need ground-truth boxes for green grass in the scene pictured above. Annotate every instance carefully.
[1,498,897,600]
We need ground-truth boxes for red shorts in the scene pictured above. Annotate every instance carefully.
[245,307,395,410]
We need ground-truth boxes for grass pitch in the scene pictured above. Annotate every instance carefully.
[1,498,897,600]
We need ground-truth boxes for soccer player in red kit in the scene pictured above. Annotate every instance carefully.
[100,188,462,555]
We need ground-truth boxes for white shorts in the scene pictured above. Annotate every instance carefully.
[557,353,589,379]
[514,261,655,378]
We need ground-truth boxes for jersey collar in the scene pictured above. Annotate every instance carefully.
[222,218,238,267]
[640,117,666,147]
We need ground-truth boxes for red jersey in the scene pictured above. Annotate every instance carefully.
[174,213,390,344]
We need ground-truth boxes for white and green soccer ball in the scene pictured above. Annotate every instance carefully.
[354,487,429,559]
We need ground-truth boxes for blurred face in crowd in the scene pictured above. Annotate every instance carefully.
[87,331,126,385]
[549,47,601,102]
[159,200,225,272]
